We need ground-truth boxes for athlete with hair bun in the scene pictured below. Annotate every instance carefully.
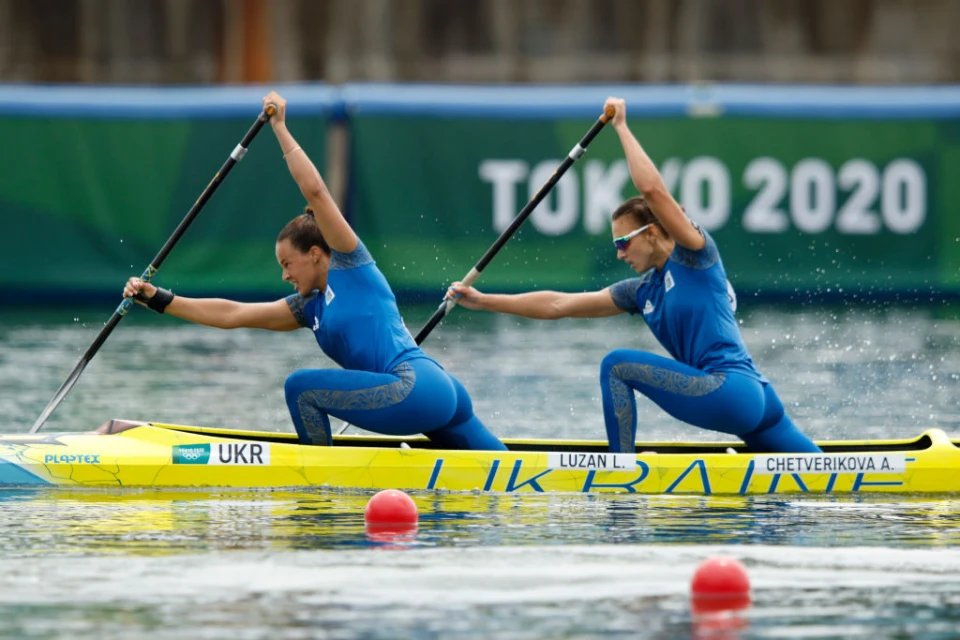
[124,90,505,451]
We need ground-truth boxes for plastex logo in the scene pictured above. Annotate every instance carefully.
[173,444,210,465]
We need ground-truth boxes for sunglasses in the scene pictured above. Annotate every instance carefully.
[613,224,653,251]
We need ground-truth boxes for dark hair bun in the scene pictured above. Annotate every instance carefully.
[303,206,315,219]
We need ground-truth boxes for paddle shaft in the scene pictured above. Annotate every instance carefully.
[30,105,278,434]
[413,105,615,345]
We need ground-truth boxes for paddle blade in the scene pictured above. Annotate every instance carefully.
[30,358,90,433]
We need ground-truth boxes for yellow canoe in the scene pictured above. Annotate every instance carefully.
[1,421,957,494]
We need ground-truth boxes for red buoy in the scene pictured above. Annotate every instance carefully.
[364,489,419,527]
[690,556,751,613]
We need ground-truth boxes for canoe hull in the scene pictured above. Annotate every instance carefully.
[1,424,958,495]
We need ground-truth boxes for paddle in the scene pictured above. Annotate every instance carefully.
[413,104,616,344]
[30,104,278,434]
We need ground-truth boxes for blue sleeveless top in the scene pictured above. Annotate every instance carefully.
[608,226,766,382]
[284,240,432,373]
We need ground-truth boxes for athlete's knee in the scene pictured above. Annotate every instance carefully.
[600,349,640,380]
[284,369,312,399]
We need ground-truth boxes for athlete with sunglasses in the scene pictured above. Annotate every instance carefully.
[447,97,821,455]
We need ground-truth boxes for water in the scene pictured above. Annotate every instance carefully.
[1,302,960,638]
[4,301,960,439]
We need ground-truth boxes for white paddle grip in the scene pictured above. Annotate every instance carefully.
[444,268,481,313]
[460,268,481,287]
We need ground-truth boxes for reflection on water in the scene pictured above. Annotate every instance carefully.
[0,489,959,638]
[2,489,959,556]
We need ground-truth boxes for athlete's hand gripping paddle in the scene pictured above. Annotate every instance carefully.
[414,104,616,345]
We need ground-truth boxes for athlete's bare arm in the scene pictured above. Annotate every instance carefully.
[264,91,358,254]
[123,278,300,331]
[605,97,705,251]
[447,284,623,320]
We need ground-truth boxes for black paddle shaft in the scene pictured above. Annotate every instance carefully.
[30,104,277,434]
[414,105,616,345]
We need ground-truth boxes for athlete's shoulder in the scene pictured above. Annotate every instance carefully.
[608,276,649,314]
[330,238,375,270]
[671,222,720,270]
[285,290,321,328]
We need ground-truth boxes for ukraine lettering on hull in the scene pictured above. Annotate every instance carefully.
[2,424,953,493]
[425,453,913,494]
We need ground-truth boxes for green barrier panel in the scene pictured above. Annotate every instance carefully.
[0,90,330,301]
[350,115,958,298]
[3,84,957,302]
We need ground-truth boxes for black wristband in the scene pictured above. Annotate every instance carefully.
[135,287,175,314]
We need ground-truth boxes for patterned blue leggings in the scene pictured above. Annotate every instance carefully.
[284,357,507,450]
[600,348,822,454]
